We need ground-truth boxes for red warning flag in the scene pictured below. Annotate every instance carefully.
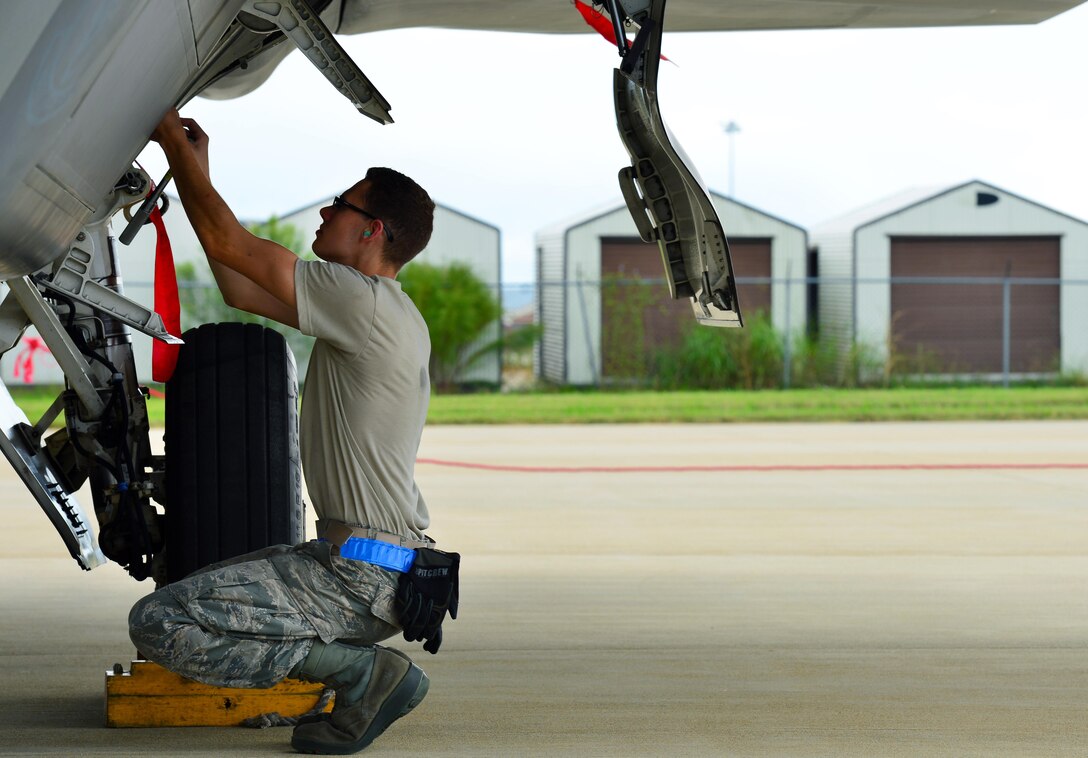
[149,205,181,384]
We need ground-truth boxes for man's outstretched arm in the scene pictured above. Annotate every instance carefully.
[152,109,299,328]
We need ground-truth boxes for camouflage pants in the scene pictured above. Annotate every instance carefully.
[128,541,402,689]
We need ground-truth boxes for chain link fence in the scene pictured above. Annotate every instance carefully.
[530,274,1087,389]
[3,276,1084,391]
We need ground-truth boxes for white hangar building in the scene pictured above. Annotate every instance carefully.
[813,180,1088,378]
[535,193,808,385]
[1,195,501,387]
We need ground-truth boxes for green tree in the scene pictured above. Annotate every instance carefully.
[176,216,316,372]
[398,262,503,391]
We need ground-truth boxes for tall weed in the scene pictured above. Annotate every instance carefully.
[654,312,784,389]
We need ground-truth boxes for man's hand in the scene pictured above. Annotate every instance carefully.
[148,107,299,326]
[149,107,183,145]
[151,108,210,177]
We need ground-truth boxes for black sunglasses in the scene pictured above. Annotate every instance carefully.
[332,195,394,243]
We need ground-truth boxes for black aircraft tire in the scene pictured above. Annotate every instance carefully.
[163,322,303,585]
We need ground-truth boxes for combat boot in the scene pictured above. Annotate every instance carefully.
[291,641,429,755]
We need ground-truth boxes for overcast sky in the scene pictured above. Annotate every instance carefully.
[137,2,1088,285]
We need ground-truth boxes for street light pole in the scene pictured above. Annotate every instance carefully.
[722,120,740,197]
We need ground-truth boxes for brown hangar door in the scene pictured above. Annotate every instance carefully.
[889,236,1060,373]
[600,237,772,378]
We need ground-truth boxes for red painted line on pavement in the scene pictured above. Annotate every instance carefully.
[416,458,1088,474]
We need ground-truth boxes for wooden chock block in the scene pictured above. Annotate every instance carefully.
[105,660,334,727]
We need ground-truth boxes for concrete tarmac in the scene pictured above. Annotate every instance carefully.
[0,421,1086,757]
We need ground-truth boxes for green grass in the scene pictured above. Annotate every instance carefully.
[10,385,1088,426]
[5,386,167,426]
[426,387,1088,423]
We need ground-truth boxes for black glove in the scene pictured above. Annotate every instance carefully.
[395,547,459,654]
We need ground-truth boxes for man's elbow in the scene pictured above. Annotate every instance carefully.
[222,288,256,313]
[202,226,250,268]
[205,240,241,269]
[221,290,242,310]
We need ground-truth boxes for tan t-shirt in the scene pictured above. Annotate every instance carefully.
[295,260,431,541]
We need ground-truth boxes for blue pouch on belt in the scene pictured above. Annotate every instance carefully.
[328,537,415,573]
